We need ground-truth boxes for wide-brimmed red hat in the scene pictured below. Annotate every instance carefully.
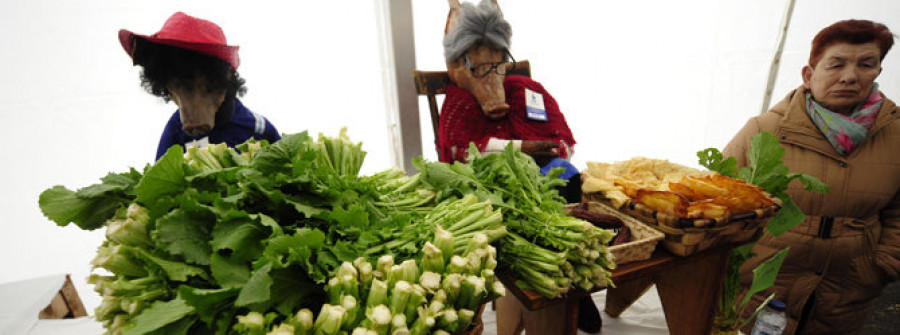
[118,12,240,70]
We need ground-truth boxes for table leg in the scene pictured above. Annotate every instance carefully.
[604,276,654,317]
[495,294,526,335]
[563,294,581,335]
[654,247,730,335]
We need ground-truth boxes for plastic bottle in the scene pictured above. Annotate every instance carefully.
[751,299,787,335]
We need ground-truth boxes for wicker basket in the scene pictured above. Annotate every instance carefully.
[585,193,782,256]
[566,201,664,265]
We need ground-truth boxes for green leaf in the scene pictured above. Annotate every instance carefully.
[284,197,324,218]
[155,208,215,265]
[251,132,312,174]
[789,172,830,194]
[740,248,789,308]
[251,213,284,237]
[135,249,208,282]
[209,253,251,288]
[38,170,141,230]
[38,186,124,230]
[698,148,738,177]
[121,297,195,335]
[268,267,322,315]
[177,286,240,327]
[732,242,756,260]
[77,169,143,198]
[765,195,805,237]
[136,146,186,204]
[329,205,370,229]
[747,132,784,186]
[235,262,274,307]
[211,213,268,263]
[736,166,752,183]
[145,316,197,335]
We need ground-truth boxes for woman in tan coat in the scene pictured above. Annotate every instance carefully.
[723,19,899,334]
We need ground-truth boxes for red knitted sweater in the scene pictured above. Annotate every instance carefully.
[437,75,576,162]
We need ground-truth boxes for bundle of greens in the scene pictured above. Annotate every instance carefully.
[413,144,615,298]
[699,132,829,331]
[39,130,503,335]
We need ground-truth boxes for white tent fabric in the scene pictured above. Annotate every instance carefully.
[1,0,898,333]
[0,274,66,334]
[0,274,102,335]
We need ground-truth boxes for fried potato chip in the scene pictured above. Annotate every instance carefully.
[582,177,617,193]
[670,175,730,201]
[707,174,774,212]
[585,162,615,180]
[633,189,688,217]
[687,200,730,219]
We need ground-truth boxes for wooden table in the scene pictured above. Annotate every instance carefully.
[497,244,735,335]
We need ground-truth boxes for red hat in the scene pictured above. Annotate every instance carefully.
[118,12,240,70]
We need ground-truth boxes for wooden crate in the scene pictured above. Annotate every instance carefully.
[38,274,87,319]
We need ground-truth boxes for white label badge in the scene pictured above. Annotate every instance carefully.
[186,137,210,149]
[525,88,548,121]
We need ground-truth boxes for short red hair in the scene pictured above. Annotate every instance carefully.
[809,19,895,67]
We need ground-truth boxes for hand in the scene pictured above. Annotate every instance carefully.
[521,140,560,158]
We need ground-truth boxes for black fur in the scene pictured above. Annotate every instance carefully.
[131,37,247,125]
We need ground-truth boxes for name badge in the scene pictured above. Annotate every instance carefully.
[186,137,210,149]
[525,88,547,121]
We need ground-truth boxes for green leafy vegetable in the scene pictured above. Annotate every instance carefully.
[39,130,513,334]
[699,131,829,330]
[415,143,615,297]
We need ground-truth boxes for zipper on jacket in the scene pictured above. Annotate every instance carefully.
[816,216,834,238]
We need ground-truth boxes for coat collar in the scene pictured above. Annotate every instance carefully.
[772,85,899,162]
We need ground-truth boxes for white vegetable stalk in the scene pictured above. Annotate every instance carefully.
[389,281,413,315]
[418,272,442,293]
[390,314,407,333]
[437,308,459,333]
[267,324,295,335]
[377,255,395,280]
[342,295,361,331]
[457,309,475,332]
[367,279,389,308]
[313,304,346,335]
[293,309,314,334]
[421,242,445,273]
[237,311,266,335]
[446,256,468,274]
[367,304,392,335]
[433,227,454,263]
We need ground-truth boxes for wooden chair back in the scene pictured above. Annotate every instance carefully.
[413,60,531,142]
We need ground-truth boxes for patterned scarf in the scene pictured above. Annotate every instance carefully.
[805,83,883,156]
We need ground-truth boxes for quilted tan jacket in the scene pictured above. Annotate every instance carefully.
[723,85,900,335]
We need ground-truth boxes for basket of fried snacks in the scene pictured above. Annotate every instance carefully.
[581,157,781,256]
[566,201,664,265]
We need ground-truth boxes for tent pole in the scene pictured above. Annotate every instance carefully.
[375,0,422,173]
[760,0,797,115]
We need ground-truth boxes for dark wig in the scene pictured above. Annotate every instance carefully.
[132,37,247,124]
[809,19,896,67]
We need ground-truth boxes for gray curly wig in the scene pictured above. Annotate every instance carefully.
[443,0,512,63]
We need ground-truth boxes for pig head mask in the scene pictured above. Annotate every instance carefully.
[443,0,513,120]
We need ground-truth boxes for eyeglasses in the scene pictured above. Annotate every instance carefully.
[464,51,517,78]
